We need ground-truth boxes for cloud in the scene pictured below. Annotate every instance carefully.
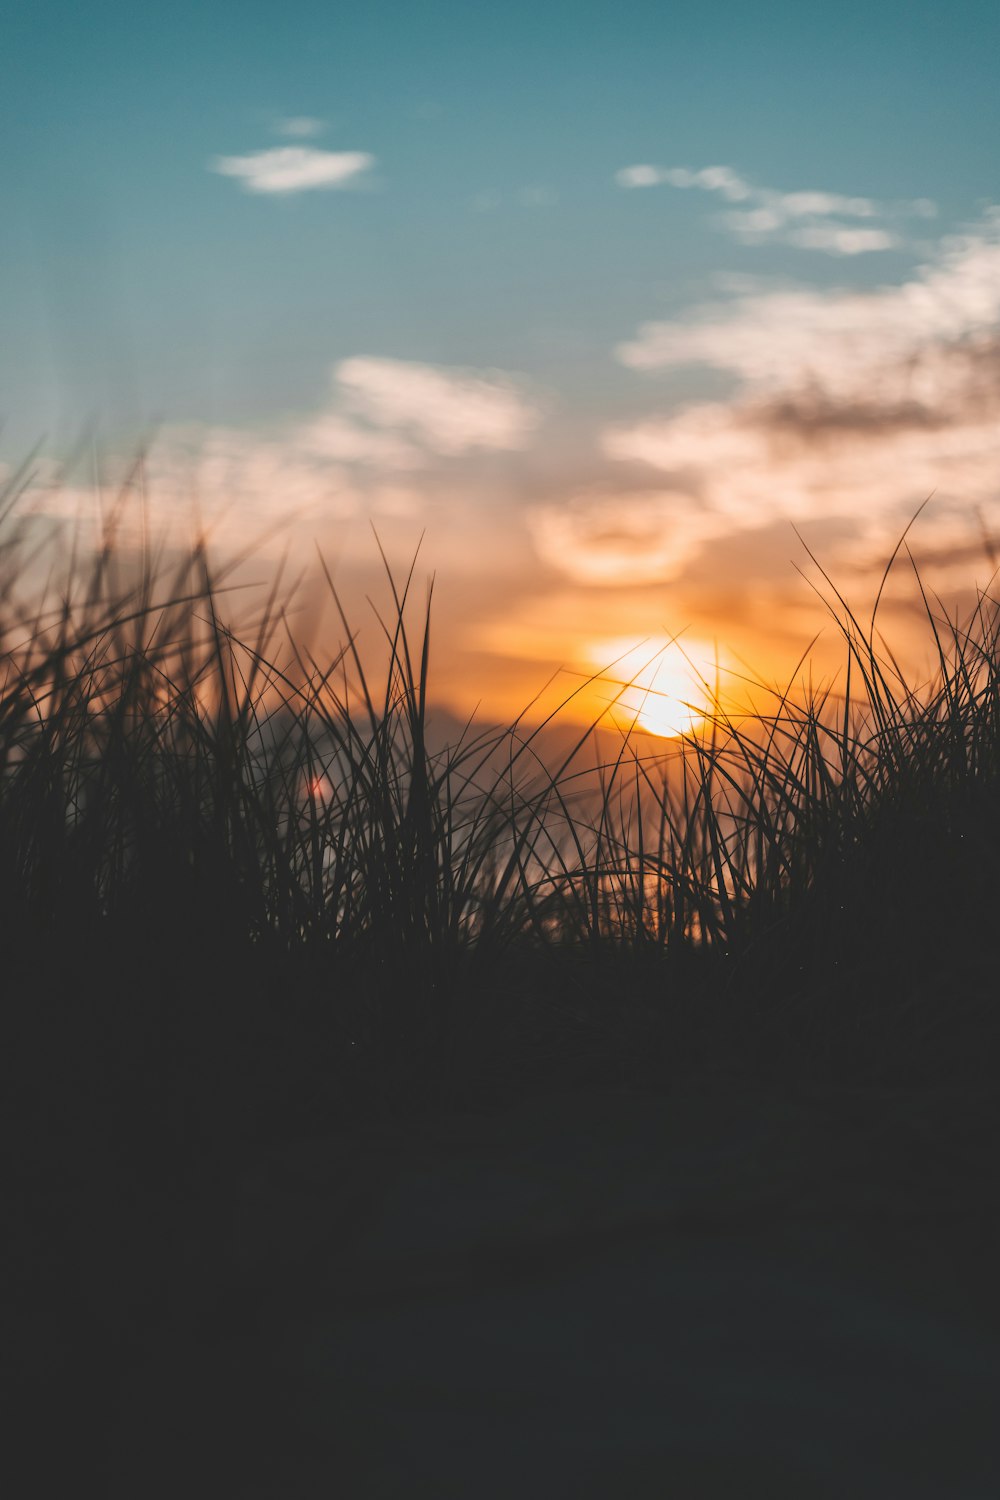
[618,212,1000,383]
[598,212,1000,587]
[770,190,877,219]
[782,224,899,256]
[334,357,542,455]
[274,116,326,138]
[615,160,933,256]
[616,164,753,200]
[528,491,718,586]
[158,428,360,527]
[210,147,373,194]
[294,412,422,469]
[26,430,362,559]
[615,165,667,190]
[67,356,542,570]
[27,353,545,569]
[604,397,1000,535]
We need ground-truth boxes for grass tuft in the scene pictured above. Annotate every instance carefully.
[2,469,999,1143]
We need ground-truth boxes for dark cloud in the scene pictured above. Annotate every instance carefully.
[751,335,1000,444]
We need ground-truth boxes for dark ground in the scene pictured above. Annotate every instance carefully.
[6,953,999,1498]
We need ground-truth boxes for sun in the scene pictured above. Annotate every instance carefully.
[583,637,719,739]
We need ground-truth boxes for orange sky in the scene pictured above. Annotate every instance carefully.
[13,211,1000,740]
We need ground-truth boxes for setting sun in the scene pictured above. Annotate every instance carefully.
[582,638,722,739]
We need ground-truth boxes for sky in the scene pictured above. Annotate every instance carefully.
[3,0,1000,731]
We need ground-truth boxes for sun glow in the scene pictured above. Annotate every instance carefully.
[304,772,334,803]
[583,637,720,739]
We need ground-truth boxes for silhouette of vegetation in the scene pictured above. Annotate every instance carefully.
[6,459,1000,1495]
[2,462,998,1154]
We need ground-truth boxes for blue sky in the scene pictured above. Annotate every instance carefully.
[4,0,1000,724]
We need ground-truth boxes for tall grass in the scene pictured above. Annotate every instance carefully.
[3,463,999,1131]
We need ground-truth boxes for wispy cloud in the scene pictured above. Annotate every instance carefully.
[615,161,936,256]
[779,224,899,256]
[528,491,717,585]
[274,116,326,138]
[616,164,754,201]
[294,411,423,469]
[33,356,545,562]
[335,357,542,455]
[210,146,373,194]
[595,212,1000,587]
[618,214,1000,381]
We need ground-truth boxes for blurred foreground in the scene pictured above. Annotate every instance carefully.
[3,473,999,1493]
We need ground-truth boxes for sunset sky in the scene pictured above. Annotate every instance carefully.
[4,0,1000,730]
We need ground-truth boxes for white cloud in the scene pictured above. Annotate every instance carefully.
[780,224,899,256]
[210,147,373,194]
[723,208,784,237]
[274,116,326,138]
[615,164,669,189]
[294,413,422,469]
[777,190,877,219]
[617,163,753,200]
[334,357,541,455]
[615,160,932,256]
[675,165,754,201]
[618,212,1000,384]
[723,222,901,257]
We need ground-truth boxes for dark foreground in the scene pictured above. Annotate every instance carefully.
[3,477,1000,1491]
[8,1038,999,1498]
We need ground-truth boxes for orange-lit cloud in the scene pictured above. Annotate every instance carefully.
[528,492,717,586]
[21,356,546,566]
[604,213,1000,585]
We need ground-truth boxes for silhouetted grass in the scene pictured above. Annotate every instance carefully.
[6,462,999,1499]
[2,465,999,1156]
